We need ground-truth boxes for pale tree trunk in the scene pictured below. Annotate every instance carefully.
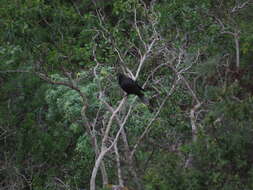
[114,143,124,187]
[90,98,126,190]
[185,103,202,168]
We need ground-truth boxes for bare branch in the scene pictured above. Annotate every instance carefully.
[231,1,251,13]
[114,139,124,187]
[184,102,202,168]
[130,74,180,158]
[213,16,241,69]
[171,65,200,104]
[134,37,157,80]
[190,102,202,142]
[90,97,127,190]
[134,7,147,50]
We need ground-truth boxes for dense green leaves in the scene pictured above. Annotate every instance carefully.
[1,0,253,189]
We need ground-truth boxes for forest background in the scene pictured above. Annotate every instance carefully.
[1,0,253,190]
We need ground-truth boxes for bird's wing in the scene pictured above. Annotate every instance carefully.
[135,82,145,91]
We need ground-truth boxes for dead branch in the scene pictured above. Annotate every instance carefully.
[231,1,251,13]
[114,143,124,187]
[130,73,180,159]
[184,102,202,168]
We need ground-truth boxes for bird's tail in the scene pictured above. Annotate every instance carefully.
[138,94,149,105]
[138,94,154,112]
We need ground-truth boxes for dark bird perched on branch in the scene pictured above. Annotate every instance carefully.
[117,73,149,104]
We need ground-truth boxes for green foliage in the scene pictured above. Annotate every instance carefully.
[1,0,253,189]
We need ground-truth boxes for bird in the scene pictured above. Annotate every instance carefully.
[117,73,149,104]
